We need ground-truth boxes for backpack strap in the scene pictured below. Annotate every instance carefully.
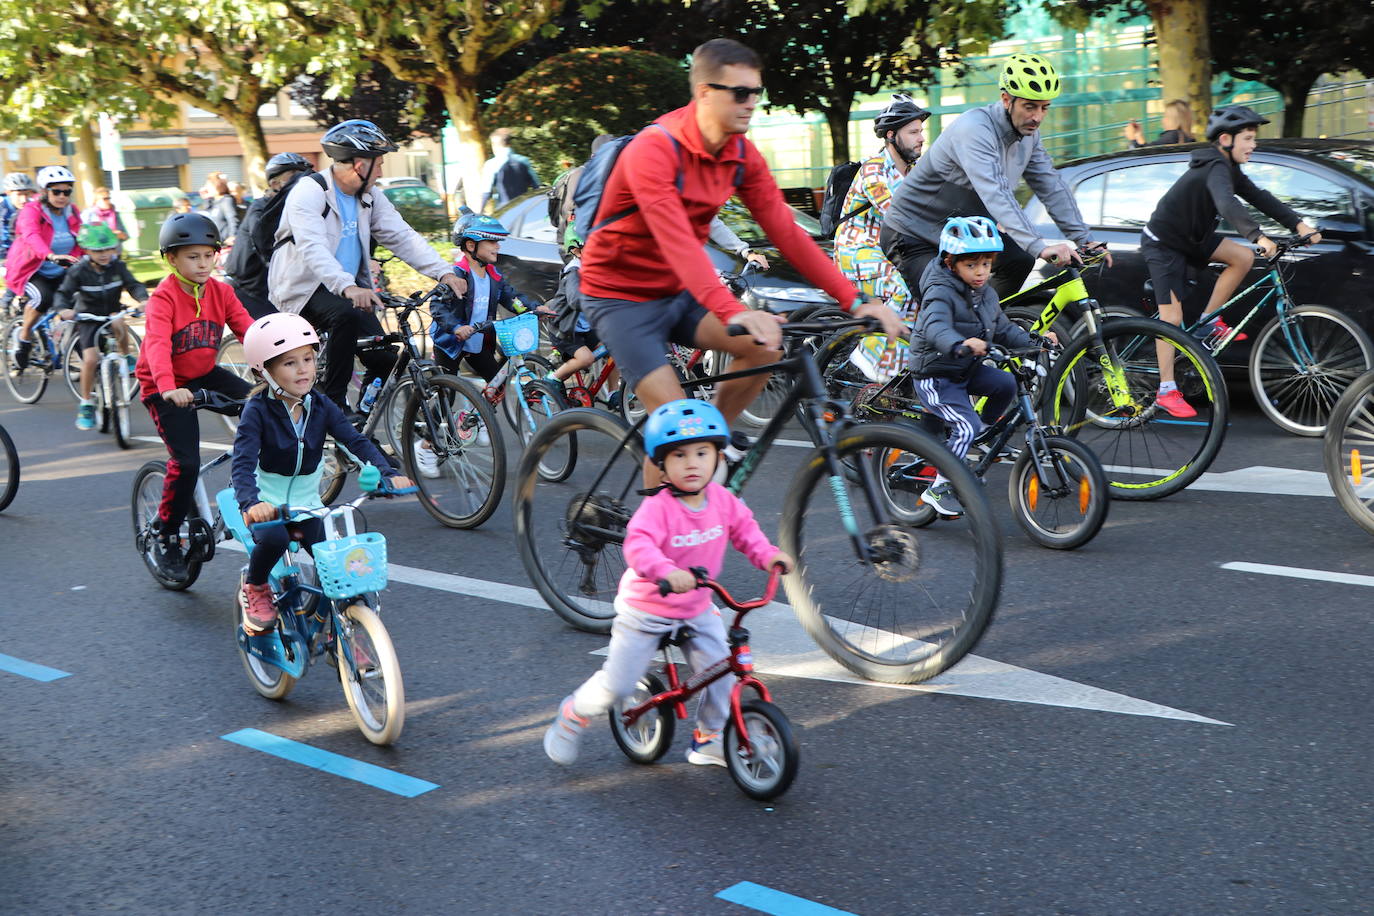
[273,172,333,251]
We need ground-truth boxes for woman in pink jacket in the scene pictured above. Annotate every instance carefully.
[9,166,84,368]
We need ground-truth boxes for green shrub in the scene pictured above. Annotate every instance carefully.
[486,47,689,180]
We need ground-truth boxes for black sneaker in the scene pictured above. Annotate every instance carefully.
[920,482,964,517]
[156,534,189,577]
[13,339,31,369]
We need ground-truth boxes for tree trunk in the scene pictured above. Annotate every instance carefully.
[441,83,488,213]
[1280,82,1313,137]
[824,104,853,166]
[72,120,102,211]
[1147,0,1212,139]
[222,108,271,195]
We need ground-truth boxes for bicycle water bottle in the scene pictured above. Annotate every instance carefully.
[359,378,383,414]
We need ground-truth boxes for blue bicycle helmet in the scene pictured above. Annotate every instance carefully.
[452,214,510,247]
[643,399,729,463]
[939,216,1003,257]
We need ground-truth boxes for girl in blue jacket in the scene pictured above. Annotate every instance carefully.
[230,313,411,634]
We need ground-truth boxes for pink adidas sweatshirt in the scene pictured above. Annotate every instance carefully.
[620,483,779,619]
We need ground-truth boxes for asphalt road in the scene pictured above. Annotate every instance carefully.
[2,380,1371,915]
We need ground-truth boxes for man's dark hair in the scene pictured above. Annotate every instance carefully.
[689,38,762,87]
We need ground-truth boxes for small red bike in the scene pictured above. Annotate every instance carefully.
[610,564,799,800]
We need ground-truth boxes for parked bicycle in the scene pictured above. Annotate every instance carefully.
[514,316,1002,685]
[222,466,415,745]
[610,564,799,800]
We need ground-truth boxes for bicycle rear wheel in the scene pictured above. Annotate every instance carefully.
[3,321,49,403]
[609,673,673,764]
[337,602,405,745]
[1008,435,1109,550]
[514,407,645,633]
[0,423,18,511]
[781,422,1002,684]
[401,374,505,529]
[1322,369,1374,536]
[130,460,203,590]
[1248,305,1374,437]
[1045,317,1227,500]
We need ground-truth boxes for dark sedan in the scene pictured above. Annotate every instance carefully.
[1021,139,1374,369]
[491,191,841,312]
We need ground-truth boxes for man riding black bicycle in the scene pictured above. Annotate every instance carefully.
[880,52,1112,302]
[267,120,467,415]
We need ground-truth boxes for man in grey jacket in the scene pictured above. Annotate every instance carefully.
[881,52,1110,301]
[269,119,467,412]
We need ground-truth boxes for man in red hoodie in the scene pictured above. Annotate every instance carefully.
[136,212,254,577]
[579,38,904,432]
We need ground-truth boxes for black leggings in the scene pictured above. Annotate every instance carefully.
[301,285,396,411]
[247,517,326,585]
[880,224,1035,303]
[143,367,252,531]
[233,285,278,320]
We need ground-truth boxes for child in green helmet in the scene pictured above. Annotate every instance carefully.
[57,223,150,430]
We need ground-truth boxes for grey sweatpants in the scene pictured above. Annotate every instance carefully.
[572,598,732,735]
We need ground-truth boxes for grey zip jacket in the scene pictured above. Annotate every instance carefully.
[910,257,1034,379]
[886,101,1094,258]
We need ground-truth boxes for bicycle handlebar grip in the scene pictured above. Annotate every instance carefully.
[726,324,751,337]
[657,579,672,597]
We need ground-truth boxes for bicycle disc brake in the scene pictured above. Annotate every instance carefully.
[865,525,921,583]
[564,492,629,594]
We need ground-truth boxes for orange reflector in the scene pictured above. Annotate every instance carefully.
[884,450,903,468]
[1079,475,1091,513]
[1353,450,1363,485]
[1027,475,1039,511]
[823,410,837,423]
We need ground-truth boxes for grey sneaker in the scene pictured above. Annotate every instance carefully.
[686,729,726,767]
[920,482,964,517]
[543,695,591,765]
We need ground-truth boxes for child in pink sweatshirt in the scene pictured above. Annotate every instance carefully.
[544,399,792,768]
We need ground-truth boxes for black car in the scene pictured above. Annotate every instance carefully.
[491,191,842,312]
[1021,139,1374,369]
[380,183,449,235]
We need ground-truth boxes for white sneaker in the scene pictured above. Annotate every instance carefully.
[413,443,441,479]
[686,729,726,767]
[544,695,590,765]
[456,410,491,448]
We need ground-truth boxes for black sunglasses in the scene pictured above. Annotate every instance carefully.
[708,83,765,103]
[48,187,73,195]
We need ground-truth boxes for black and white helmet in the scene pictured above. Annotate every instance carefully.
[265,152,311,181]
[872,94,930,138]
[321,120,398,161]
[1206,105,1270,142]
[3,172,35,192]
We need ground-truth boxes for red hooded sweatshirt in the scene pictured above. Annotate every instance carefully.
[579,102,859,320]
[136,274,254,400]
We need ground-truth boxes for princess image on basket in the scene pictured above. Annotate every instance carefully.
[344,546,376,579]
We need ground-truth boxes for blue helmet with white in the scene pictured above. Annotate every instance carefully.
[452,214,510,247]
[939,216,1003,257]
[643,399,728,463]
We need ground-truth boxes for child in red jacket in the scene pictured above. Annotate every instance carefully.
[135,212,254,577]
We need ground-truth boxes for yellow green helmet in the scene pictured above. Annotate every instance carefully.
[999,53,1061,101]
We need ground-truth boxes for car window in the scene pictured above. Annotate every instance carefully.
[1236,163,1354,236]
[414,188,442,206]
[517,205,559,243]
[717,198,823,241]
[389,188,417,205]
[1071,174,1105,225]
[1098,162,1187,228]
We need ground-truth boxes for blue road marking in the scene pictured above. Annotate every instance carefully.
[0,652,71,682]
[221,728,439,797]
[716,882,857,916]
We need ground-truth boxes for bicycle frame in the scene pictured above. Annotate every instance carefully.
[1174,265,1305,359]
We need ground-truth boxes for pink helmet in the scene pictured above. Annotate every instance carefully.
[242,313,319,374]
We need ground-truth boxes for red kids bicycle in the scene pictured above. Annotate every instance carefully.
[610,564,799,801]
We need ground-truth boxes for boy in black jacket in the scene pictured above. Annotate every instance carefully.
[910,216,1053,517]
[58,223,149,430]
[1140,104,1320,417]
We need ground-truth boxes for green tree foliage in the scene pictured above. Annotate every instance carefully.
[1209,0,1374,137]
[485,47,690,179]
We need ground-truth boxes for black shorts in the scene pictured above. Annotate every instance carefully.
[551,327,600,360]
[581,291,707,390]
[1141,232,1224,307]
[74,317,116,353]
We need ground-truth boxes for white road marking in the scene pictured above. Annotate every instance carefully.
[1222,561,1374,587]
[133,435,235,451]
[1103,464,1335,498]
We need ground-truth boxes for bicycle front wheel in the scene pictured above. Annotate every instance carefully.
[3,320,48,403]
[337,602,405,745]
[514,407,644,633]
[0,423,18,512]
[111,362,136,449]
[1008,435,1109,550]
[402,374,506,529]
[1248,305,1374,437]
[781,422,1002,684]
[215,334,252,434]
[516,379,576,482]
[1323,369,1374,536]
[1046,317,1228,500]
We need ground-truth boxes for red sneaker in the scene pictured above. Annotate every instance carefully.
[1207,317,1247,342]
[1155,389,1198,419]
[241,582,278,633]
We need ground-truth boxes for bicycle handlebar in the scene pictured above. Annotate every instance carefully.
[189,389,246,414]
[655,563,785,608]
[247,478,417,535]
